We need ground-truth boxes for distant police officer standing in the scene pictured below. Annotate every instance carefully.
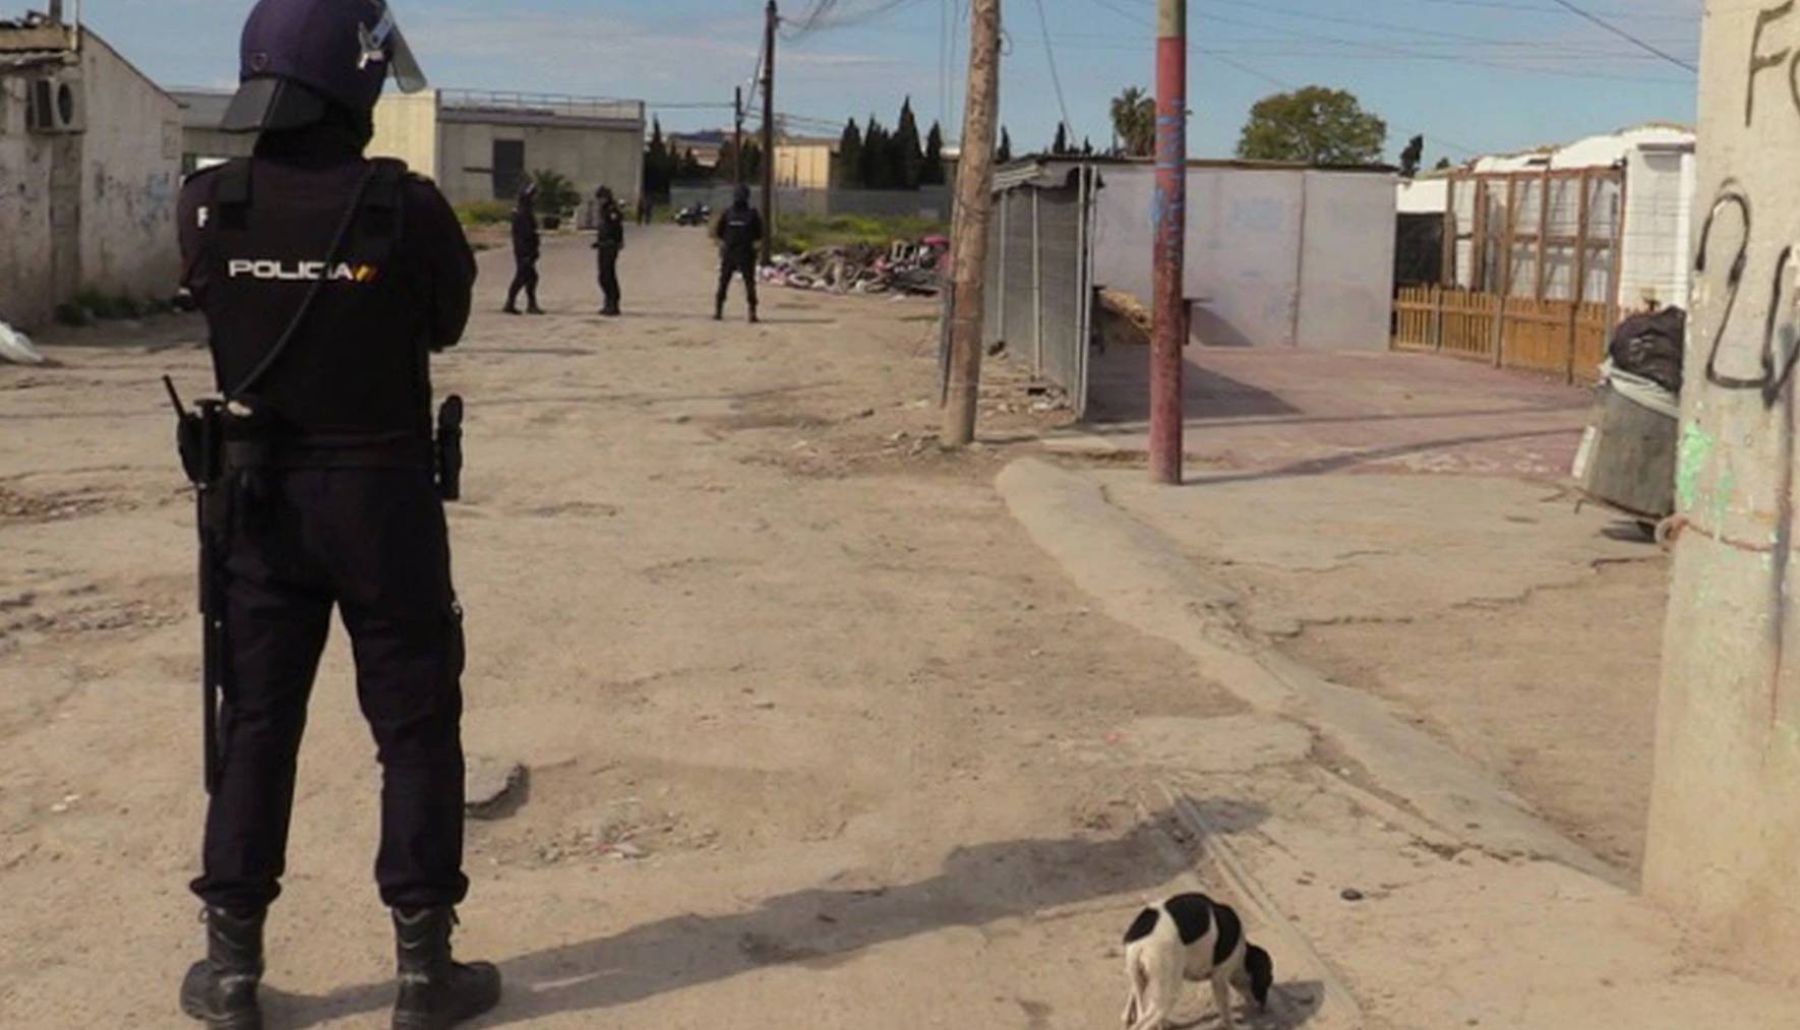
[593,185,625,316]
[172,1,499,1027]
[714,184,764,323]
[504,181,544,315]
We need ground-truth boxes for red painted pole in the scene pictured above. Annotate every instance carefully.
[1150,0,1186,485]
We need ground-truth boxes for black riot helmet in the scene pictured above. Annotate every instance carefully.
[519,181,539,207]
[733,184,751,208]
[222,0,427,134]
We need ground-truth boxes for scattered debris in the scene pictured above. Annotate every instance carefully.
[48,793,80,814]
[762,238,949,297]
[1340,887,1366,902]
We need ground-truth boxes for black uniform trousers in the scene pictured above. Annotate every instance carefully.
[716,250,758,311]
[597,245,622,314]
[191,465,469,913]
[507,254,539,310]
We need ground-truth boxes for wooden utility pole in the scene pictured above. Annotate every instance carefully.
[733,85,746,187]
[940,0,1001,449]
[760,0,778,265]
[1149,0,1187,484]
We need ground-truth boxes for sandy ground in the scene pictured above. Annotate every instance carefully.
[0,228,1254,1028]
[4,227,1795,1028]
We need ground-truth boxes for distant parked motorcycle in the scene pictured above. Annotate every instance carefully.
[676,203,712,227]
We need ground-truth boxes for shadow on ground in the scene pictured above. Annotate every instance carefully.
[267,806,1325,1028]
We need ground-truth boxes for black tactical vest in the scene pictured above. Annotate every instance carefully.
[720,207,759,254]
[190,156,433,439]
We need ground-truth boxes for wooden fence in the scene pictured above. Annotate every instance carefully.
[1393,285,1612,384]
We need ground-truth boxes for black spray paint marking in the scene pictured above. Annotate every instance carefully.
[1698,183,1757,390]
[1749,0,1796,126]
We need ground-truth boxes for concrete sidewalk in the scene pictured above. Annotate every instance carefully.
[998,458,1795,1028]
[1080,345,1591,480]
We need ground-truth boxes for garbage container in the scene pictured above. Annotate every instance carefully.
[1573,362,1679,522]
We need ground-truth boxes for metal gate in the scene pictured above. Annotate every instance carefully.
[981,164,1098,416]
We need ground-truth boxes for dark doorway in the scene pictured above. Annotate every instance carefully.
[492,140,525,200]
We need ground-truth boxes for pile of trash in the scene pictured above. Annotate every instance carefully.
[763,237,949,297]
[1607,305,1686,394]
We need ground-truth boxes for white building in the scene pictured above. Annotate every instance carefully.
[1408,124,1697,310]
[1,8,182,330]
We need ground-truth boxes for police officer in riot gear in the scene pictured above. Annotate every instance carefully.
[504,180,544,315]
[714,184,764,322]
[172,1,499,1027]
[593,185,625,316]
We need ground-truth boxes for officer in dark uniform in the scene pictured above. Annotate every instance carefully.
[172,1,500,1027]
[504,181,544,315]
[714,184,764,323]
[593,185,625,316]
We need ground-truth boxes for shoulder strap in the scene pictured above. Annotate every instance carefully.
[213,159,253,231]
[360,158,407,247]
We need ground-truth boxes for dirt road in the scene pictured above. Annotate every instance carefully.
[0,228,1246,1028]
[8,227,1797,1029]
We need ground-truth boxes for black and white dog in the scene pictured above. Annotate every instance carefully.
[1122,893,1274,1030]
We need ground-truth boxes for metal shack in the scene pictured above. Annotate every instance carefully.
[1,5,182,330]
[1085,157,1398,351]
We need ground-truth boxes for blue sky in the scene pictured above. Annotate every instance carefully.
[92,0,1701,163]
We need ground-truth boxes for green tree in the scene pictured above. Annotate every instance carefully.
[921,122,946,186]
[739,139,763,182]
[836,117,865,188]
[1399,134,1424,178]
[678,147,704,181]
[644,117,672,198]
[1237,86,1387,165]
[860,117,890,189]
[1051,122,1069,155]
[997,127,1013,164]
[1434,156,1453,171]
[1110,86,1155,157]
[895,96,925,188]
[529,169,581,220]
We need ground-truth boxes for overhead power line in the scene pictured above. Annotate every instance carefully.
[1545,0,1697,72]
[1030,0,1073,140]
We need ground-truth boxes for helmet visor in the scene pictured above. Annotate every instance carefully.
[362,3,428,93]
[220,75,328,133]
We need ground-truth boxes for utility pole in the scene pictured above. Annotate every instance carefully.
[1149,0,1186,484]
[940,0,1001,449]
[1643,0,1800,971]
[733,85,745,187]
[760,0,778,266]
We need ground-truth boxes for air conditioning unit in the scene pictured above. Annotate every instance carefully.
[26,75,85,135]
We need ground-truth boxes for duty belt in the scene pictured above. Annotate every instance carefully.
[224,436,434,470]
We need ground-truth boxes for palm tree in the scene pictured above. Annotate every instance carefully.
[1110,86,1156,158]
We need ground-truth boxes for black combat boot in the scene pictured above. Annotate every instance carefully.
[179,907,265,1030]
[748,303,759,324]
[714,300,724,321]
[391,907,501,1030]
